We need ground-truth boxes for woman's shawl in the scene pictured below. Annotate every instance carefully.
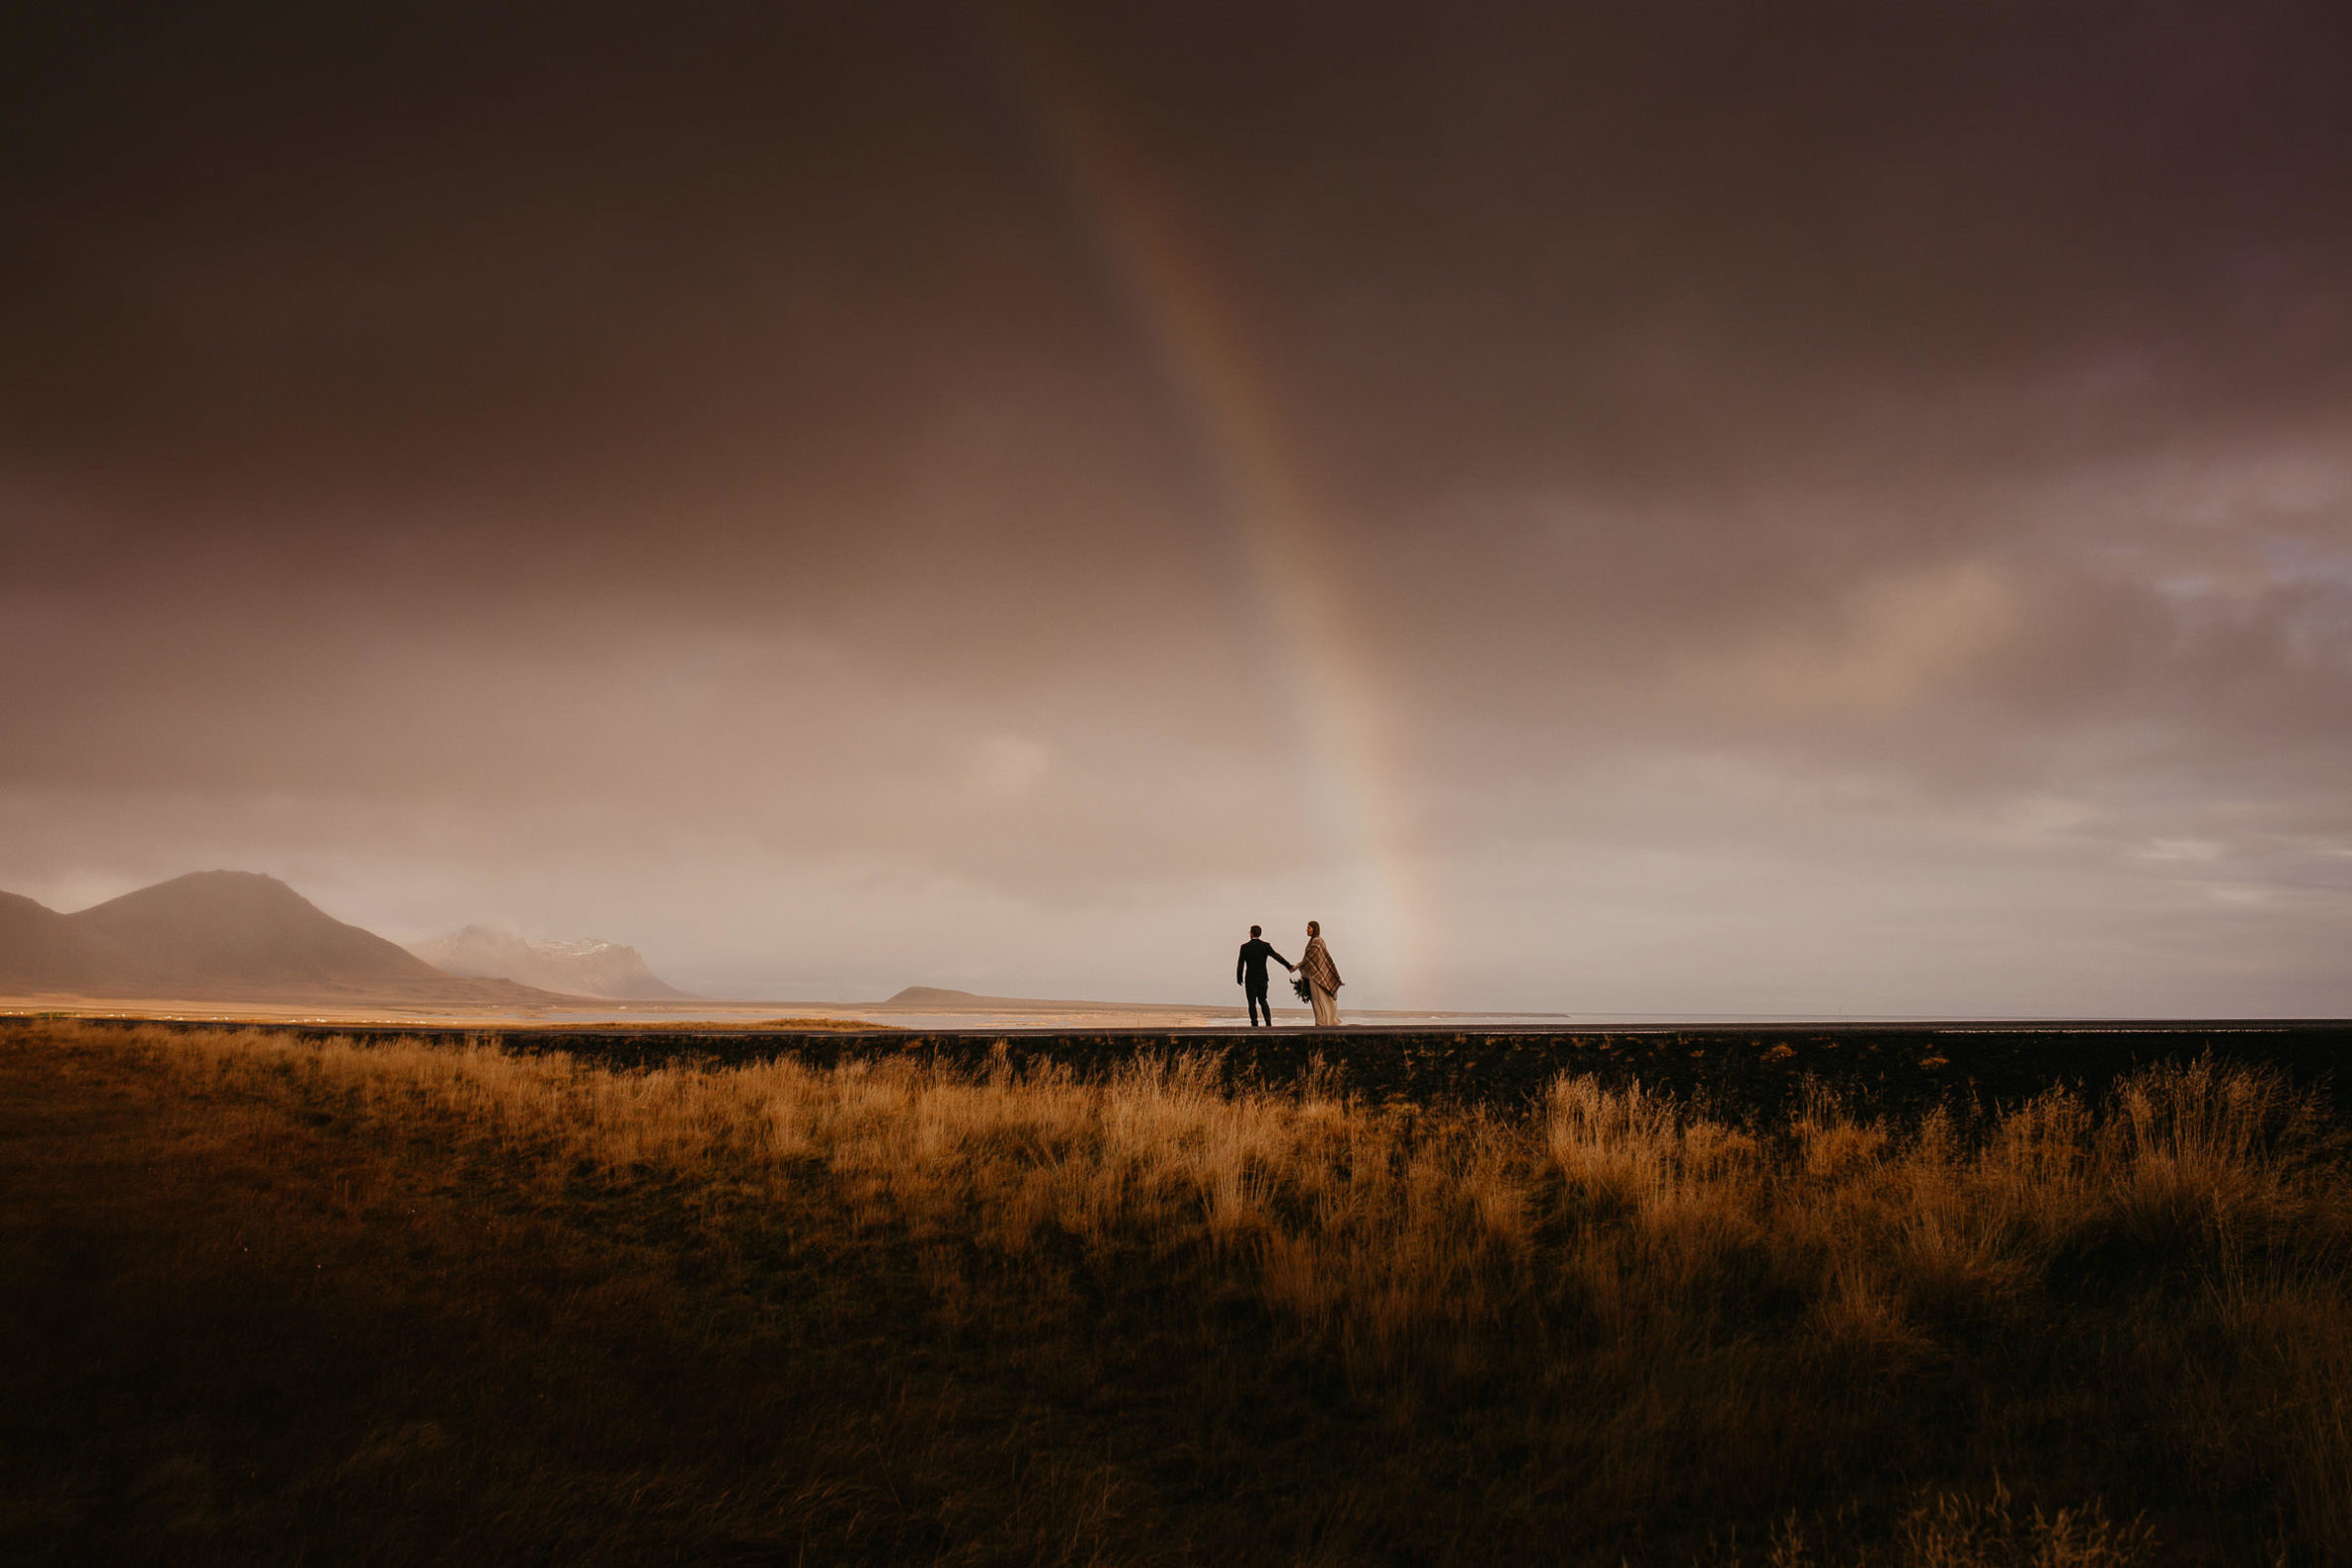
[1298,937,1342,993]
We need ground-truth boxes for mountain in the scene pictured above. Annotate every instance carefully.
[880,985,988,1007]
[0,871,580,1004]
[0,890,122,993]
[411,925,691,999]
[871,985,1234,1016]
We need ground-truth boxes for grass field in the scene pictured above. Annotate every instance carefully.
[4,1018,2348,1564]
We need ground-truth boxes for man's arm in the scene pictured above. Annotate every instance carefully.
[1237,946,1247,985]
[1268,949,1291,971]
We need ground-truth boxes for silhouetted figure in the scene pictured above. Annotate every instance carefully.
[1236,925,1292,1027]
[1297,920,1342,1026]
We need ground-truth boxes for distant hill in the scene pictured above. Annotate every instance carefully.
[412,926,692,999]
[0,871,580,1005]
[0,889,120,993]
[880,985,988,1007]
[873,985,1231,1015]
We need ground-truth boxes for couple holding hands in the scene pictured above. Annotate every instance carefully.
[1235,921,1343,1027]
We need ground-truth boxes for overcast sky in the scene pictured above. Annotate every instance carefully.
[5,1,2349,1012]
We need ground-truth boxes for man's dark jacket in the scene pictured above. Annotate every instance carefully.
[1237,939,1291,991]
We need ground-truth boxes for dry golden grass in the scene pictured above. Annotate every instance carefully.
[7,1018,2350,1564]
[504,1014,891,1031]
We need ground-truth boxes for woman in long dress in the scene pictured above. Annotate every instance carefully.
[1298,920,1342,1026]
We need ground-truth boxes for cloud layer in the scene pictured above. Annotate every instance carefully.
[5,1,2349,1010]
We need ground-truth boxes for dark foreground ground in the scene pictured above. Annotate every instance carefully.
[3,1019,2348,1565]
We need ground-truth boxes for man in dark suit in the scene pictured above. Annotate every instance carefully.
[1236,925,1293,1027]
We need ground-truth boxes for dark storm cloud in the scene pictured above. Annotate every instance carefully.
[4,0,2349,1008]
[14,2,2347,498]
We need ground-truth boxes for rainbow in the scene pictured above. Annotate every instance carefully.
[993,29,1433,1007]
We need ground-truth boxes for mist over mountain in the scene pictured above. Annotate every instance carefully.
[412,926,690,999]
[0,871,576,1004]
